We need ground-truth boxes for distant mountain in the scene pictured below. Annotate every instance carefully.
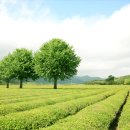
[86,75,130,85]
[116,75,130,80]
[33,75,103,84]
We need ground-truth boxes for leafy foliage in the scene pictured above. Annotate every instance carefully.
[0,53,16,88]
[12,48,38,88]
[105,75,115,85]
[34,38,81,89]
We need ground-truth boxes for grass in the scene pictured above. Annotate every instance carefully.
[0,84,129,130]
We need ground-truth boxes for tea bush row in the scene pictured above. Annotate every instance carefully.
[42,89,129,130]
[118,91,130,130]
[0,89,105,116]
[0,89,118,130]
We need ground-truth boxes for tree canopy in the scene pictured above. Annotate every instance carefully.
[34,38,81,89]
[106,75,115,85]
[12,48,38,88]
[0,54,16,88]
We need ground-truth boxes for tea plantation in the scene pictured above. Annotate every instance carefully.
[0,84,129,130]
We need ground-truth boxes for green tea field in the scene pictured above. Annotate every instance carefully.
[0,84,130,130]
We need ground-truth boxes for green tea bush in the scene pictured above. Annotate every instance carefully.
[0,89,104,116]
[0,89,93,104]
[118,92,130,129]
[42,90,128,130]
[0,89,118,130]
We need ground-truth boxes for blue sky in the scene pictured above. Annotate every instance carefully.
[0,0,130,77]
[4,0,130,20]
[44,0,130,19]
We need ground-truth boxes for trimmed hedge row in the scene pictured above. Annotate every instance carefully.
[0,89,105,116]
[0,88,95,105]
[0,89,118,130]
[0,88,89,100]
[118,91,130,130]
[42,89,128,130]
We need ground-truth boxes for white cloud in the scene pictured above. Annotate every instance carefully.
[0,2,130,78]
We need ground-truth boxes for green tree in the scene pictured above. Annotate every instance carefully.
[12,48,38,88]
[106,75,115,85]
[34,38,81,89]
[0,54,16,88]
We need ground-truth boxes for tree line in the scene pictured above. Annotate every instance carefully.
[0,38,81,89]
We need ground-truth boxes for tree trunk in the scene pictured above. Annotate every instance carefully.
[20,79,23,88]
[54,78,57,89]
[6,80,9,88]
